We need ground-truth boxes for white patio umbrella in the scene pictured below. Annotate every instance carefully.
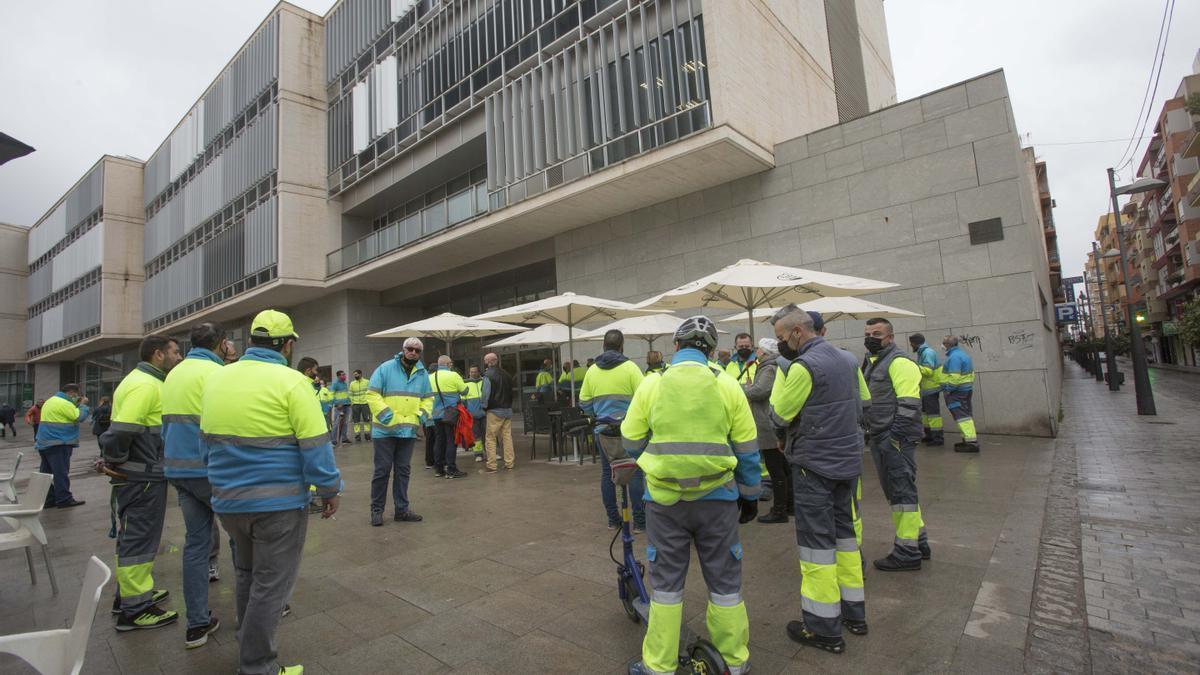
[474,292,654,405]
[718,297,924,325]
[366,312,528,357]
[486,322,572,348]
[635,258,899,339]
[575,313,726,352]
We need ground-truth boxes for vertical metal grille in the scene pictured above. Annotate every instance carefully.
[484,0,711,201]
[824,0,868,123]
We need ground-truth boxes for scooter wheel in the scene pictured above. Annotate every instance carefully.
[683,639,727,674]
[622,577,641,624]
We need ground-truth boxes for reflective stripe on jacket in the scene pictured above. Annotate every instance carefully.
[463,378,485,417]
[201,347,342,513]
[162,348,223,479]
[35,393,89,449]
[579,356,644,420]
[941,345,975,392]
[366,356,433,438]
[429,367,467,421]
[102,363,167,482]
[329,380,350,406]
[621,348,761,505]
[348,377,370,404]
[914,343,941,394]
[535,369,555,394]
[318,387,333,413]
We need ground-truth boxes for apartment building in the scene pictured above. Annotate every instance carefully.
[1124,50,1200,366]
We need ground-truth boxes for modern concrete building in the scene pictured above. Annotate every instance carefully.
[0,223,30,405]
[552,70,1062,436]
[24,156,146,402]
[7,1,1067,436]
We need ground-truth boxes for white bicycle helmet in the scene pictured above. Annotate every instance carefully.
[673,315,719,351]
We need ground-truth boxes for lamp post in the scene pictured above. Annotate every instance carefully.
[1080,287,1103,380]
[1107,168,1162,415]
[1091,241,1119,389]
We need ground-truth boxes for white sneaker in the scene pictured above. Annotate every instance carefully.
[474,455,484,463]
[208,562,219,583]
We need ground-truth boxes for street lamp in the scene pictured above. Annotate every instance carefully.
[1091,242,1119,389]
[1079,286,1103,381]
[1107,168,1164,415]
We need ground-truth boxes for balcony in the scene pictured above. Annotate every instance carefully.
[1183,123,1200,160]
[1153,148,1169,178]
[1158,190,1176,223]
[328,181,489,276]
[1189,171,1200,208]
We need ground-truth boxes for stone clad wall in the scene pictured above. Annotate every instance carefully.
[555,70,1061,437]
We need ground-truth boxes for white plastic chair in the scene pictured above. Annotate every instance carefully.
[0,556,111,675]
[0,452,22,502]
[0,472,59,594]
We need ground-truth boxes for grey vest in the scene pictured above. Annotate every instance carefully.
[863,343,922,441]
[780,337,863,480]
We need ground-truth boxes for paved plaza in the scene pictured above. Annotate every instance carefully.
[1,362,1198,674]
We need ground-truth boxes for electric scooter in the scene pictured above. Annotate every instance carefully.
[592,416,729,675]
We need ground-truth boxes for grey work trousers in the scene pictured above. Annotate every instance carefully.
[218,509,308,675]
[868,434,928,563]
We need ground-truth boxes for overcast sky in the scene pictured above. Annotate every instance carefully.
[2,0,1198,284]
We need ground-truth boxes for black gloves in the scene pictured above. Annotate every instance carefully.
[738,498,758,524]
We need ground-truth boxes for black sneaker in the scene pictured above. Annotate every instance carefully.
[757,509,789,524]
[787,620,845,654]
[115,604,178,632]
[355,435,361,442]
[843,618,869,636]
[394,510,423,522]
[954,441,980,453]
[58,499,86,508]
[873,555,921,572]
[920,542,932,560]
[113,589,169,614]
[185,616,220,649]
[371,511,383,527]
[925,437,945,446]
[434,469,446,478]
[444,469,467,479]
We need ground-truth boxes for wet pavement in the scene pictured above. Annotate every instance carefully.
[0,360,1195,673]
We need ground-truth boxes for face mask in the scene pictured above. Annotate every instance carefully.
[864,336,885,354]
[736,347,753,359]
[777,338,799,361]
[338,374,346,381]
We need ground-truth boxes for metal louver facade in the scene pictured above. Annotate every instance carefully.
[141,13,282,331]
[26,161,106,357]
[824,0,868,124]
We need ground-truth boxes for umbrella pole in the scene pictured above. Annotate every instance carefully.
[568,308,580,463]
[747,306,755,342]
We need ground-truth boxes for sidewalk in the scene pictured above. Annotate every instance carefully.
[1026,362,1200,672]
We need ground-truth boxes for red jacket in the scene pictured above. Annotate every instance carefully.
[453,403,474,447]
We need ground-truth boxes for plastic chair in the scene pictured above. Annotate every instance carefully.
[0,472,59,594]
[0,556,111,675]
[0,452,21,502]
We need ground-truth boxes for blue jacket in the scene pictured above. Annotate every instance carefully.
[366,356,433,438]
[162,348,224,479]
[202,348,342,513]
[942,345,975,392]
[35,392,90,449]
[329,379,350,406]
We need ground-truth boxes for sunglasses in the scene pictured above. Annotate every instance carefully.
[404,346,423,353]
